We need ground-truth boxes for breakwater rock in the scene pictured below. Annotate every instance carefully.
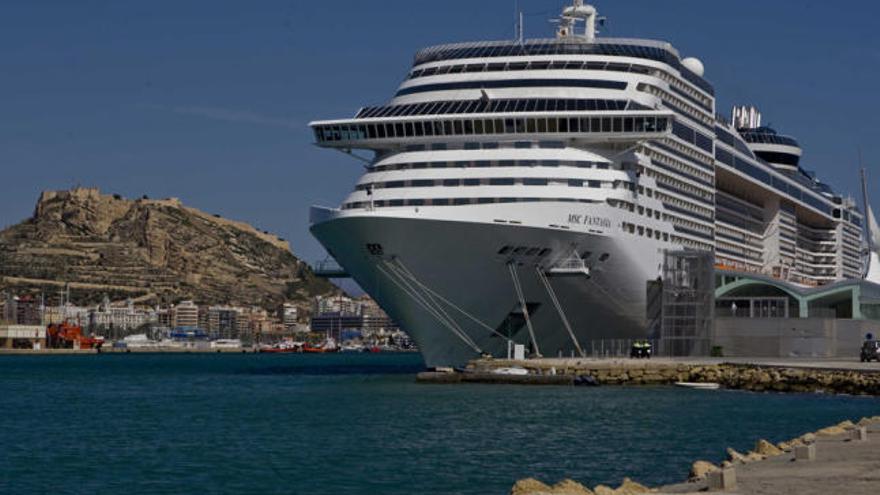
[511,416,880,494]
[417,358,880,396]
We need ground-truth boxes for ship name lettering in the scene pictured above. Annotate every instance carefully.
[567,214,611,228]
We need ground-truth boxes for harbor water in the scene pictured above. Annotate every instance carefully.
[2,353,879,495]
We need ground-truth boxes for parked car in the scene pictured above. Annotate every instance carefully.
[630,340,652,359]
[860,340,880,362]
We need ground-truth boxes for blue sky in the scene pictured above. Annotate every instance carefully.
[2,0,878,271]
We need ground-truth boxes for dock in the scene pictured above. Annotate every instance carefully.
[418,357,880,395]
[512,417,880,495]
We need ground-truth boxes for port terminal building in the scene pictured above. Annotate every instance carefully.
[710,269,880,358]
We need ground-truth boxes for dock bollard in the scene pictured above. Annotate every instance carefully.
[794,444,816,461]
[848,426,868,442]
[707,467,736,491]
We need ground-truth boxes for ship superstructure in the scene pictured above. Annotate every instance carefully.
[308,1,865,367]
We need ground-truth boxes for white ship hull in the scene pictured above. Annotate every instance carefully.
[311,202,666,367]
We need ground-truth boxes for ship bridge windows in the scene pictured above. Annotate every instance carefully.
[316,115,671,144]
[355,98,638,119]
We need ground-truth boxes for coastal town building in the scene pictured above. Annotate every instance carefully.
[171,300,199,328]
[0,290,410,346]
[0,325,45,349]
[279,303,299,330]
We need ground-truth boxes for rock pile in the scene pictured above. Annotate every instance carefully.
[511,477,651,495]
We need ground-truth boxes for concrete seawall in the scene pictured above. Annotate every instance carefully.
[417,358,880,396]
[511,416,880,495]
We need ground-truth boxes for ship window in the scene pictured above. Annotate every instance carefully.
[558,118,569,133]
[411,180,434,187]
[524,178,548,186]
[547,118,558,133]
[536,119,547,133]
[508,62,527,71]
[497,245,513,255]
[405,122,414,136]
[443,179,459,187]
[463,179,480,186]
[515,141,531,149]
[613,118,623,132]
[624,118,634,132]
[389,199,404,207]
[453,198,470,205]
[601,118,611,132]
[588,180,601,188]
[489,178,515,186]
[536,100,547,111]
[542,160,559,167]
[569,118,579,132]
[474,120,484,134]
[526,118,537,133]
[568,179,584,187]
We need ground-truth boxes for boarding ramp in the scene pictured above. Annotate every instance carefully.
[311,257,350,278]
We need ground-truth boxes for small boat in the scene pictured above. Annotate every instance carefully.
[303,338,340,354]
[674,382,721,390]
[491,367,529,376]
[259,341,304,353]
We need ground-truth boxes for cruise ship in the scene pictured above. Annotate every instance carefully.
[308,1,867,367]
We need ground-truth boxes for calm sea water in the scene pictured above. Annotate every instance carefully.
[1,353,878,495]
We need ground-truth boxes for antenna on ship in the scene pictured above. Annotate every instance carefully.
[556,0,599,41]
[860,150,873,255]
[513,1,524,44]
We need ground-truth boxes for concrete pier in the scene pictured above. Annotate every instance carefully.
[512,418,880,495]
[419,357,880,395]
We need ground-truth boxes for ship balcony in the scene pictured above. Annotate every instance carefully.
[310,111,673,150]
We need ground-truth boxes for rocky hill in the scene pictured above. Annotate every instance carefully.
[0,188,338,307]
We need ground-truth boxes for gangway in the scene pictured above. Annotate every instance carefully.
[546,250,591,277]
[312,257,350,278]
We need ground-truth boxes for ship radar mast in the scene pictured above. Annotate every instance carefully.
[556,0,601,41]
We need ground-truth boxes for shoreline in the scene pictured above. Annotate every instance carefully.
[418,357,880,395]
[512,416,880,495]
